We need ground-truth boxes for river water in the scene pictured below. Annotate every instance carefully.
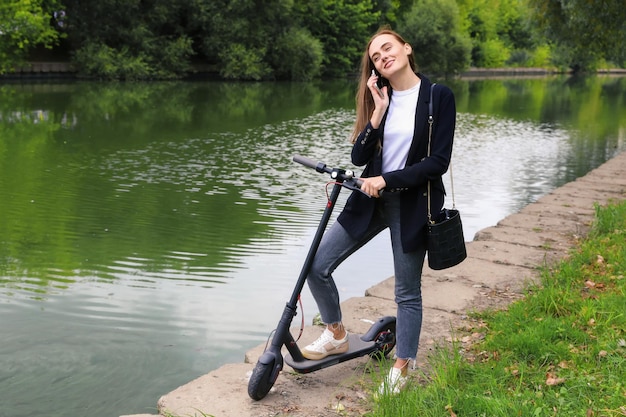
[0,75,624,417]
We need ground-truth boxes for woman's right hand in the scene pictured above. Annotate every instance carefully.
[368,71,389,128]
[360,175,386,198]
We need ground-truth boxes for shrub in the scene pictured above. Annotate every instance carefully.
[269,27,323,81]
[150,36,194,77]
[506,50,531,67]
[218,43,271,81]
[528,45,552,67]
[73,43,151,80]
[476,38,510,67]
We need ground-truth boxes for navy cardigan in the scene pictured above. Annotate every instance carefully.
[337,75,456,253]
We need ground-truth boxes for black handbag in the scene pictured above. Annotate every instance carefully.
[426,83,467,270]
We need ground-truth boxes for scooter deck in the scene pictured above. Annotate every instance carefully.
[284,333,377,373]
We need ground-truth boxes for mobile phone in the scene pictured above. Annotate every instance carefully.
[371,69,388,97]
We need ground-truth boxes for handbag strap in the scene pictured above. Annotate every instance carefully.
[427,83,456,224]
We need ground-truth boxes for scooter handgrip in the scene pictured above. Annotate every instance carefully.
[353,178,384,197]
[293,155,320,169]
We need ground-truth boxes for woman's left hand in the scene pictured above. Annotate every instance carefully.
[360,176,386,198]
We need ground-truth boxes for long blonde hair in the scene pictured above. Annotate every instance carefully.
[349,28,417,144]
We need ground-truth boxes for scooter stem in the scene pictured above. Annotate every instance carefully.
[269,177,345,358]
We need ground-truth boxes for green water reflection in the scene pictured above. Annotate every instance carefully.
[0,81,349,294]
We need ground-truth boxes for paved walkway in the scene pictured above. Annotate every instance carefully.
[122,150,626,417]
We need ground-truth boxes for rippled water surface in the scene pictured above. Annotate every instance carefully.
[1,76,624,417]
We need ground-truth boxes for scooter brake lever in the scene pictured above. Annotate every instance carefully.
[343,178,372,198]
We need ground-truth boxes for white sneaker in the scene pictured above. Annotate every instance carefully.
[301,328,349,360]
[377,367,408,396]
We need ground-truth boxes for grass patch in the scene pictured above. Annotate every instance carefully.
[367,201,626,417]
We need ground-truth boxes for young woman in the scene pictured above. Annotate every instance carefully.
[301,28,456,394]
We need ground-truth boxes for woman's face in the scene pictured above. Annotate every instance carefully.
[368,33,411,78]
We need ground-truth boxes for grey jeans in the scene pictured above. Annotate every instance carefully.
[306,192,426,360]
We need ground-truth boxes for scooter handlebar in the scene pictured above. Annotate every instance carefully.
[292,154,331,176]
[292,154,319,170]
[293,154,372,197]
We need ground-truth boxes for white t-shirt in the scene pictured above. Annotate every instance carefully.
[382,82,421,173]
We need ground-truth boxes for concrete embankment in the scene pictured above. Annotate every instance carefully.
[122,150,626,417]
[3,64,626,80]
[1,62,76,79]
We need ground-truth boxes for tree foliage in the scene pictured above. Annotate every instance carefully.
[527,0,626,71]
[1,0,624,79]
[294,0,380,78]
[398,0,472,76]
[456,0,537,68]
[268,27,324,81]
[62,0,194,80]
[192,0,296,80]
[0,0,63,73]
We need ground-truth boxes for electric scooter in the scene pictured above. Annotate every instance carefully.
[248,155,397,401]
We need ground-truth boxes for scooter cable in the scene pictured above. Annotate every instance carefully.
[262,329,275,352]
[261,295,306,352]
[293,294,305,343]
[325,182,342,202]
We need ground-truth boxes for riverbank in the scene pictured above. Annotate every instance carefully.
[119,151,626,417]
[460,67,626,78]
[3,63,626,80]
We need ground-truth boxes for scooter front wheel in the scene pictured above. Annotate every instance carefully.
[248,359,278,400]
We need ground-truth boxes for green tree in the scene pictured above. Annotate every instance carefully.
[63,0,329,80]
[456,0,541,68]
[196,0,379,80]
[268,27,324,81]
[219,43,271,81]
[11,0,622,80]
[295,0,380,78]
[398,0,472,76]
[527,0,626,71]
[63,0,194,79]
[189,0,323,80]
[457,0,499,66]
[0,0,63,73]
[370,0,409,29]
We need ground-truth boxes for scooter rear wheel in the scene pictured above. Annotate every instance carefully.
[248,360,276,400]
